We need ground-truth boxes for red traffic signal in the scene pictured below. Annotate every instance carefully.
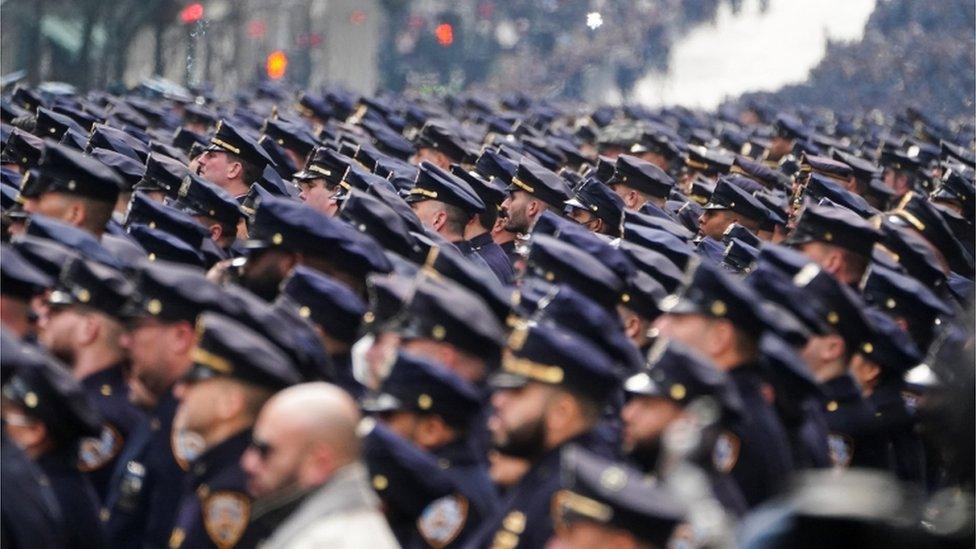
[180,3,204,24]
[266,51,288,80]
[435,23,454,46]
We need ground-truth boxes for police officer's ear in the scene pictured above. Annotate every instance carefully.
[169,320,198,357]
[619,309,643,341]
[431,208,448,233]
[226,158,243,181]
[64,199,87,227]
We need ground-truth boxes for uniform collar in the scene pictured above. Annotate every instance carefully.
[819,374,861,402]
[79,362,127,392]
[432,438,478,467]
[191,428,252,484]
[468,232,494,248]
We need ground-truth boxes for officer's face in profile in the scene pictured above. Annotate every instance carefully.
[122,317,189,408]
[698,209,735,239]
[653,314,716,359]
[411,148,451,171]
[173,377,232,441]
[36,305,84,364]
[620,395,683,467]
[240,248,295,302]
[296,178,340,217]
[501,191,534,234]
[489,382,553,459]
[197,151,240,187]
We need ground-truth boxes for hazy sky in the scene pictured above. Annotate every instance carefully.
[634,0,877,109]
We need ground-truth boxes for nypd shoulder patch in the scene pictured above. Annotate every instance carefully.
[712,431,740,474]
[78,423,124,472]
[827,433,854,468]
[417,494,468,549]
[203,491,251,549]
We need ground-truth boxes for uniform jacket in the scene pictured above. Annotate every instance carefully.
[79,364,146,501]
[169,429,264,548]
[725,363,795,508]
[103,391,187,548]
[458,232,516,285]
[821,374,893,470]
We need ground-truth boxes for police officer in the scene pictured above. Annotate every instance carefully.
[466,322,619,548]
[785,201,881,287]
[362,351,498,529]
[621,338,748,516]
[450,165,516,285]
[792,263,893,470]
[38,257,146,500]
[275,266,368,397]
[605,154,675,220]
[655,258,795,508]
[2,336,105,548]
[0,242,51,338]
[168,312,302,548]
[852,307,926,483]
[197,120,277,201]
[552,445,690,549]
[102,261,228,548]
[362,419,477,547]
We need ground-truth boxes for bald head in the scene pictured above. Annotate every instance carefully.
[243,382,363,498]
[264,382,362,460]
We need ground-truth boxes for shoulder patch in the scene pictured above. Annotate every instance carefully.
[418,494,468,549]
[203,491,251,549]
[827,433,854,468]
[78,423,124,472]
[712,431,740,474]
[171,427,206,472]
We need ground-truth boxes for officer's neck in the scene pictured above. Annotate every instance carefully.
[71,343,126,382]
[202,417,254,452]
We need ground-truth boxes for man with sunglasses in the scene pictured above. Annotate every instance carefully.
[243,383,399,548]
[167,312,302,548]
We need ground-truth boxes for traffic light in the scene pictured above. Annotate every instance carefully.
[435,23,454,46]
[179,3,204,24]
[266,51,288,80]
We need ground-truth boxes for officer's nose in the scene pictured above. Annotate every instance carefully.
[118,330,132,350]
[172,380,188,400]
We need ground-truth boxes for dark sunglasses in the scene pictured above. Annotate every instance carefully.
[248,436,276,460]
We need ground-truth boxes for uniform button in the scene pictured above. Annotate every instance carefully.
[826,401,838,412]
[101,384,112,396]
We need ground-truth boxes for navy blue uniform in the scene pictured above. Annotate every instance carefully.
[103,391,187,548]
[639,200,673,220]
[37,451,106,549]
[499,239,518,266]
[725,363,795,508]
[433,438,499,527]
[79,364,146,501]
[464,431,612,549]
[785,397,833,469]
[459,233,516,285]
[1,433,68,549]
[870,382,925,482]
[332,352,366,399]
[169,430,264,549]
[820,375,893,470]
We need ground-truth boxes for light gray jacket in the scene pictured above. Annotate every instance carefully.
[259,462,399,549]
